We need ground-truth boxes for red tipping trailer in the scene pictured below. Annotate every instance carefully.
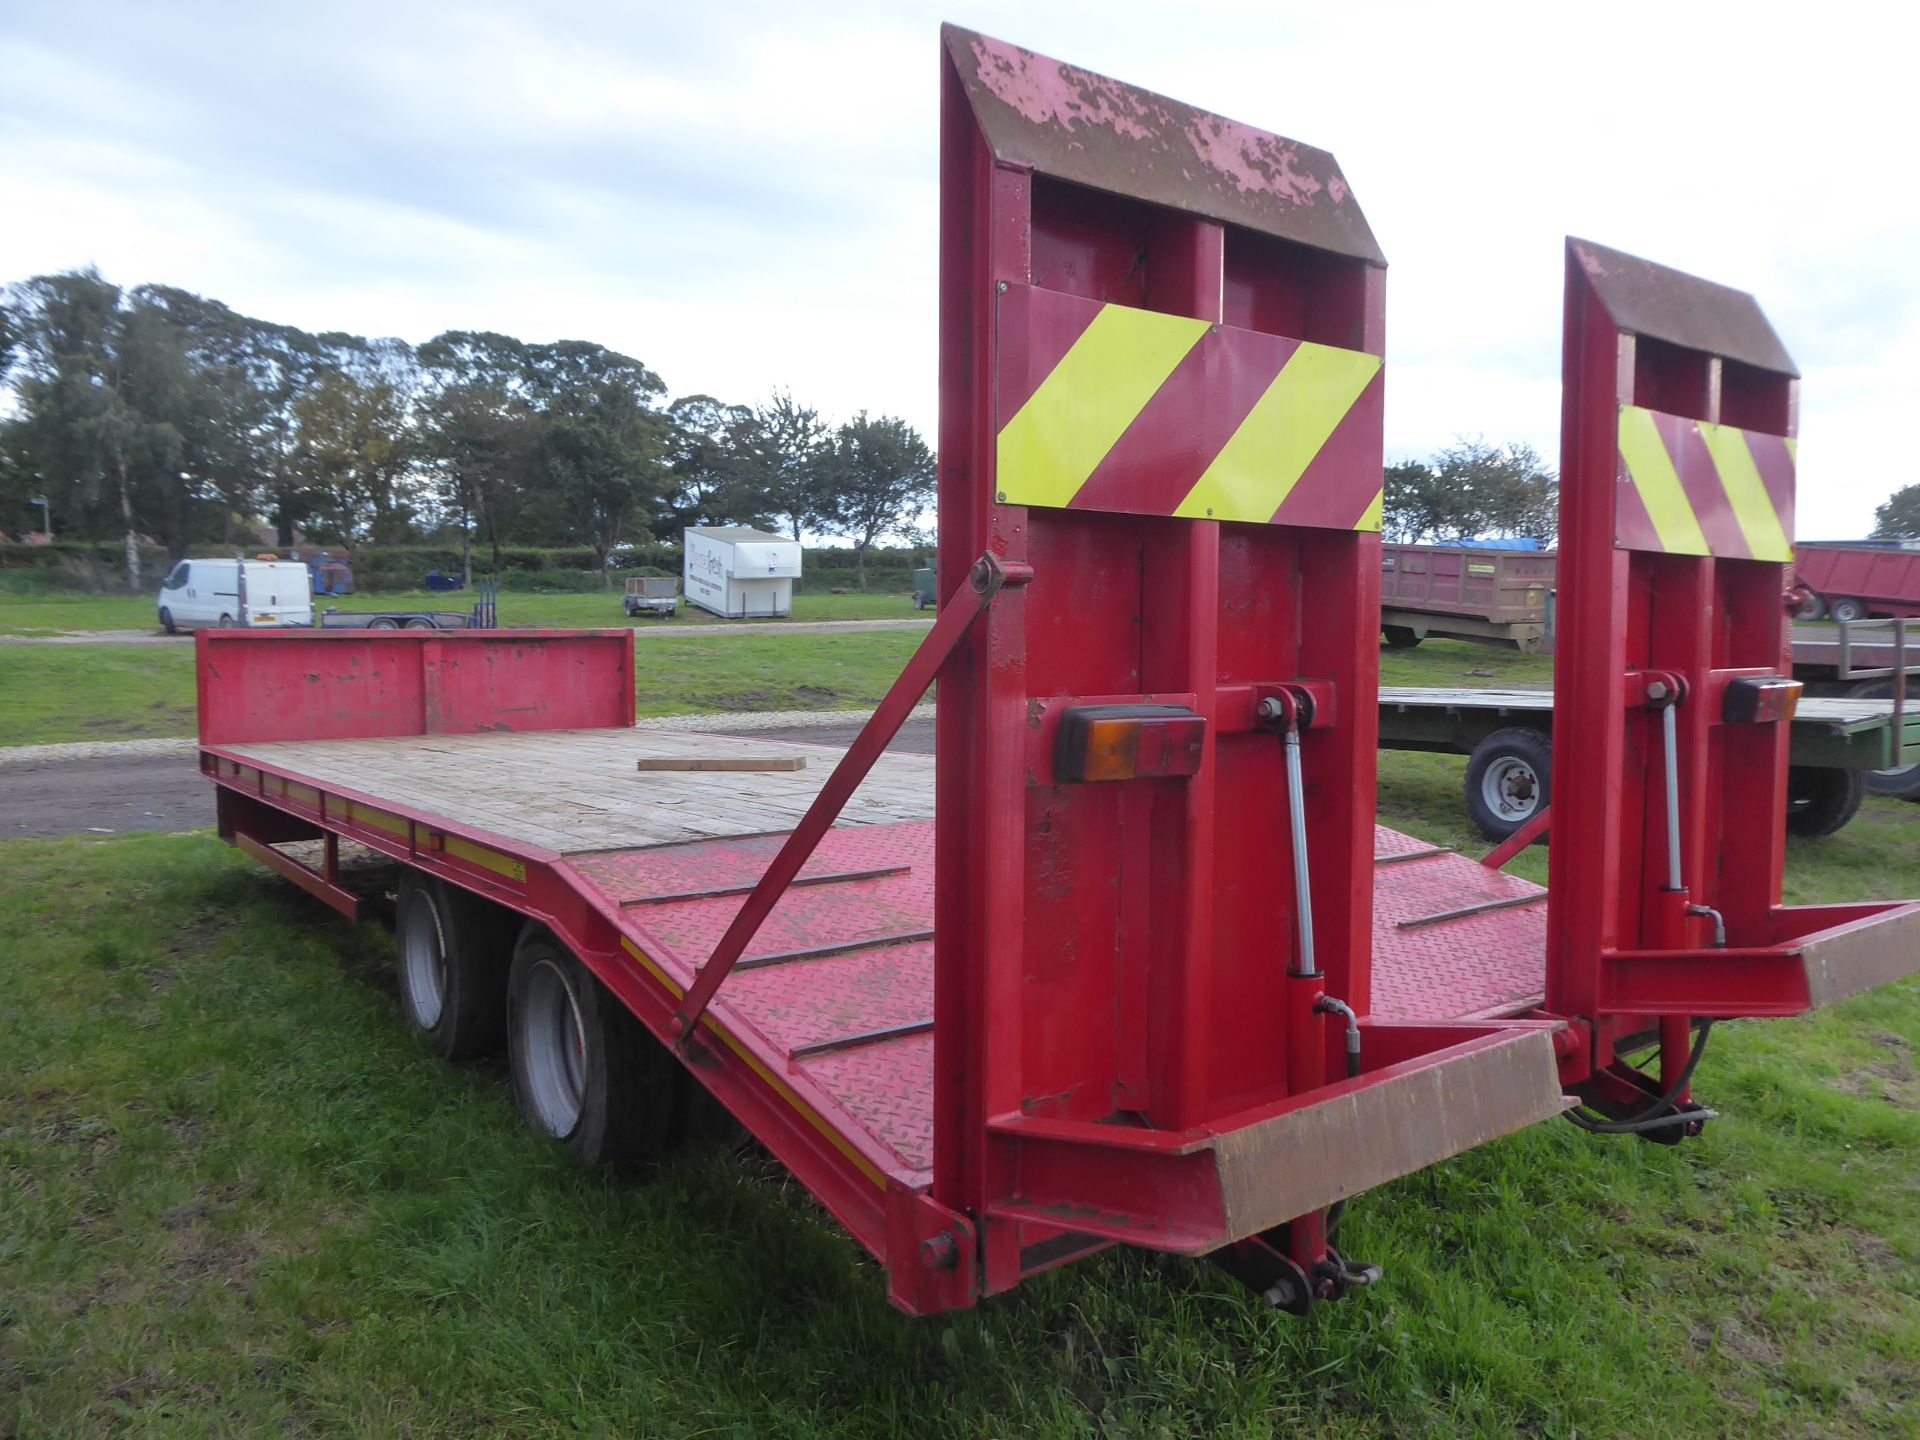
[1795,542,1920,622]
[198,28,1920,1318]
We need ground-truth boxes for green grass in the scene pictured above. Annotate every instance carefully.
[0,588,920,635]
[0,631,927,747]
[3,819,1917,1437]
[0,647,199,745]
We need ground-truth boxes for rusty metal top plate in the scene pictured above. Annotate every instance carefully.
[945,24,1385,267]
[1569,238,1797,377]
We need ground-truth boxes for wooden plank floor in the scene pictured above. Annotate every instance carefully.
[223,728,935,855]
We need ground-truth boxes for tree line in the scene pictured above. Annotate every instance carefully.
[0,269,935,590]
[1383,438,1558,547]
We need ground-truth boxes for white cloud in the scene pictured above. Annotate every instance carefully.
[2,0,1913,537]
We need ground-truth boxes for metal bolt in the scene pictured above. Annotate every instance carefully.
[997,280,1009,293]
[1257,697,1285,721]
[921,1231,959,1269]
[996,491,1007,502]
[1645,680,1670,702]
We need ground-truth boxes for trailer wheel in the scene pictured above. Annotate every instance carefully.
[1829,596,1868,624]
[395,872,511,1060]
[508,928,678,1168]
[1464,727,1552,841]
[1844,679,1920,798]
[1786,766,1865,836]
[1382,625,1425,649]
[1795,590,1829,622]
[403,617,436,630]
[368,616,401,630]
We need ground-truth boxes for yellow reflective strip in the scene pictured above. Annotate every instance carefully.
[347,800,409,837]
[1784,436,1797,463]
[621,935,685,999]
[1618,407,1709,554]
[997,305,1209,507]
[1173,343,1380,522]
[1698,423,1793,561]
[1355,489,1384,533]
[444,835,527,885]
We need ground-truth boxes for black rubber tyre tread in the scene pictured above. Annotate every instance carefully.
[1785,765,1866,837]
[159,607,176,635]
[1829,597,1868,624]
[1463,726,1553,842]
[507,926,680,1169]
[1842,679,1920,799]
[395,871,514,1060]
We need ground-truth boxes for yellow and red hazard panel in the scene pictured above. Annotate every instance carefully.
[1615,406,1795,561]
[994,285,1384,529]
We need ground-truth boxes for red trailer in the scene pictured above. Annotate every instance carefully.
[1795,541,1920,621]
[197,29,1920,1318]
[1379,543,1556,650]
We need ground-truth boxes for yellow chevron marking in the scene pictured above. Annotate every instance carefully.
[1698,423,1793,561]
[1174,343,1380,522]
[997,304,1209,508]
[1618,407,1709,554]
[1355,489,1384,533]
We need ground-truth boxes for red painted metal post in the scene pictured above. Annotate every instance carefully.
[670,553,1022,1038]
[1547,239,1808,1098]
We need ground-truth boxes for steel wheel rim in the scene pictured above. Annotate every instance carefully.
[400,892,447,1030]
[523,959,587,1137]
[1482,755,1541,820]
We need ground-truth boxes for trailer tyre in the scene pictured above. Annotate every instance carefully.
[396,872,512,1060]
[1795,590,1829,622]
[369,616,401,630]
[1844,679,1920,798]
[1464,727,1552,842]
[1786,765,1865,836]
[404,617,436,631]
[1829,597,1868,624]
[508,929,678,1168]
[1382,625,1425,649]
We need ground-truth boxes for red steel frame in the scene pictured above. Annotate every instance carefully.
[195,33,1920,1322]
[1547,240,1920,1110]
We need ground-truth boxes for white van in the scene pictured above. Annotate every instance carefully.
[157,559,315,632]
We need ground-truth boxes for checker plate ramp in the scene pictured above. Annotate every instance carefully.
[563,820,1551,1193]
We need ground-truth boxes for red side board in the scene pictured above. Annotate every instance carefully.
[195,629,637,746]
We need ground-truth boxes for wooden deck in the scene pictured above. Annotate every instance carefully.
[223,727,936,855]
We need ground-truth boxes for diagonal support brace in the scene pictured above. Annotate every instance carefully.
[669,551,1029,1039]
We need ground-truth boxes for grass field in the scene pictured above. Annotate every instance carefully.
[3,792,1916,1435]
[0,588,917,635]
[0,635,1538,750]
[0,630,928,747]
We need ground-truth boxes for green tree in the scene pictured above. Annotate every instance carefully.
[416,331,536,582]
[1870,483,1920,540]
[811,413,936,589]
[656,395,777,537]
[527,341,670,582]
[756,390,830,541]
[1383,438,1557,546]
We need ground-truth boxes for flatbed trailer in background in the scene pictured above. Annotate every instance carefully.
[1378,685,1918,839]
[199,28,1920,1320]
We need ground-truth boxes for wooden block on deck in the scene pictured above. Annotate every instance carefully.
[635,755,807,773]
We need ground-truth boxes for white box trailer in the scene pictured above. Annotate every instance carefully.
[683,527,801,618]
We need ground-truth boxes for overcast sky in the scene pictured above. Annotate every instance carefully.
[3,0,1912,538]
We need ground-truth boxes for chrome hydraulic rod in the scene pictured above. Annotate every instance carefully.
[1284,724,1318,979]
[1660,701,1683,892]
